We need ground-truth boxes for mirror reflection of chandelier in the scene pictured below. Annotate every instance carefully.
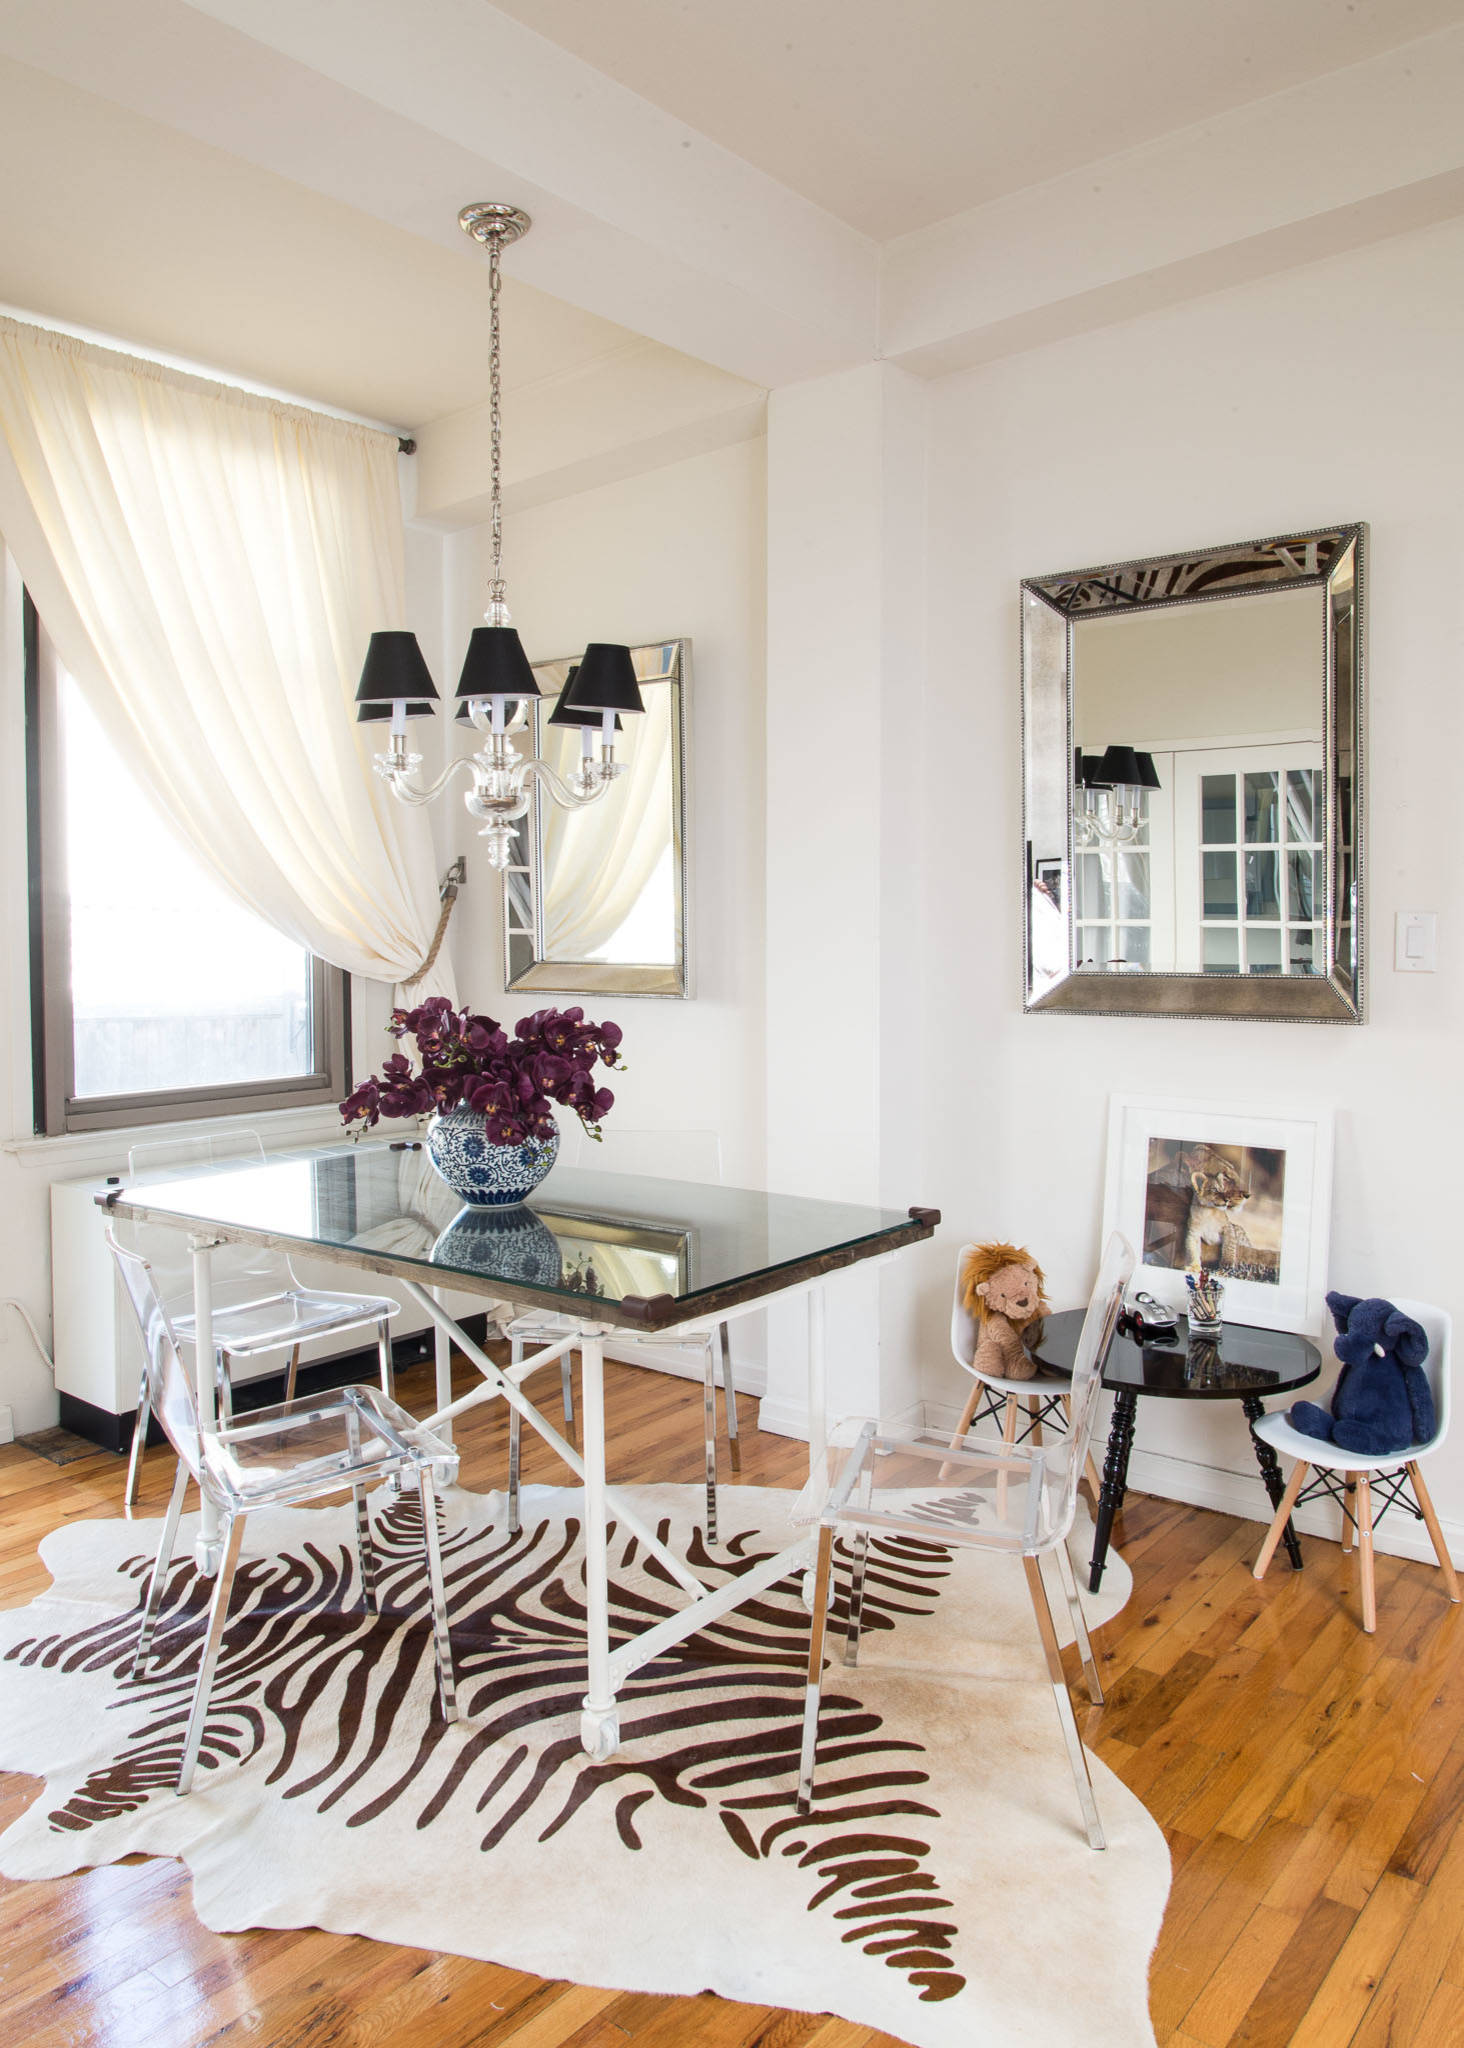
[1074,745,1161,848]
[354,203,644,871]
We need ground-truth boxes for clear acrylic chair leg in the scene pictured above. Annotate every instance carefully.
[797,1524,836,1814]
[560,1353,576,1438]
[377,1318,395,1401]
[1053,1534,1104,1705]
[130,1459,191,1679]
[843,1530,871,1666]
[124,1367,150,1511]
[176,1511,246,1796]
[346,1402,378,1613]
[418,1471,459,1723]
[214,1347,233,1426]
[702,1343,719,1541]
[508,1336,523,1534]
[1023,1553,1105,1851]
[720,1324,740,1470]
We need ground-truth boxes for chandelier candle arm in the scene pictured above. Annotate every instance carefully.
[354,202,644,870]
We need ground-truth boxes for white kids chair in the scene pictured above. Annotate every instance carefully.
[1252,1299,1457,1634]
[945,1243,1103,1508]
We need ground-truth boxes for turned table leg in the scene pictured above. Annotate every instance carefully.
[1089,1388,1138,1594]
[1243,1394,1304,1570]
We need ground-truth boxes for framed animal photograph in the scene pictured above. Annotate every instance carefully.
[1102,1095,1334,1334]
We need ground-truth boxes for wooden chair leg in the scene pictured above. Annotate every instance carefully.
[1254,1460,1309,1580]
[1341,1473,1356,1553]
[1357,1479,1377,1634]
[1028,1395,1043,1448]
[1408,1462,1461,1603]
[940,1376,989,1480]
[284,1344,302,1404]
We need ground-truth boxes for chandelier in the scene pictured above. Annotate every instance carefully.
[354,202,644,871]
[1074,745,1160,849]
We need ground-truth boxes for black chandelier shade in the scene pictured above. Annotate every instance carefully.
[547,666,622,732]
[455,625,541,703]
[1076,750,1112,789]
[354,631,440,712]
[563,643,644,716]
[1096,744,1163,790]
[358,700,436,723]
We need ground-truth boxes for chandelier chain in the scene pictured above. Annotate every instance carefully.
[489,232,504,611]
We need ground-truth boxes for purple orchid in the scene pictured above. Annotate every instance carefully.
[341,1001,623,1143]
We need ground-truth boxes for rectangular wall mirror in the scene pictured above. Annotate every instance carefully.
[502,637,689,998]
[1022,527,1364,1022]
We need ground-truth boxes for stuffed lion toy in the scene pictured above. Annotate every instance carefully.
[960,1241,1050,1383]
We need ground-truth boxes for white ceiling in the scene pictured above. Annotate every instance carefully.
[492,0,1464,236]
[0,54,649,431]
[1,1,1461,444]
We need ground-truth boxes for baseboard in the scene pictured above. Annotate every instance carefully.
[603,1338,766,1397]
[1124,1444,1464,1570]
[755,1397,812,1441]
[59,1314,494,1453]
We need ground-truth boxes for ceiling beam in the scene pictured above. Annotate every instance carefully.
[880,25,1464,377]
[0,0,877,390]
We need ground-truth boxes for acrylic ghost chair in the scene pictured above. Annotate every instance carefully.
[122,1131,400,1510]
[943,1242,1104,1510]
[503,1127,741,1538]
[795,1231,1134,1850]
[107,1227,459,1795]
[1252,1299,1458,1634]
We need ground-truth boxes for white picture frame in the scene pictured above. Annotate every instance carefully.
[1102,1094,1334,1336]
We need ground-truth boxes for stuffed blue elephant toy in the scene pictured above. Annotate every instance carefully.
[1288,1291,1436,1458]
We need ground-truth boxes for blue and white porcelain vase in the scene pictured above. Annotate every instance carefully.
[426,1107,559,1208]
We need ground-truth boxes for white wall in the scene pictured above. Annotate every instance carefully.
[441,437,769,1187]
[921,215,1464,1557]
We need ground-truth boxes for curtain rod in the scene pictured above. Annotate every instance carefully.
[398,437,417,456]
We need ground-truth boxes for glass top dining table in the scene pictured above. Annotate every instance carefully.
[104,1140,940,1762]
[104,1138,939,1332]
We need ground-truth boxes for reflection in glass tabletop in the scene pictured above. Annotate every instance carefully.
[108,1141,936,1331]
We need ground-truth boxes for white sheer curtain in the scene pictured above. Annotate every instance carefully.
[0,315,450,995]
[541,685,674,958]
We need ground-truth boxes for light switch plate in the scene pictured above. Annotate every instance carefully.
[1395,912,1437,972]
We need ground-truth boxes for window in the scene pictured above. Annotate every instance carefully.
[1175,744,1325,976]
[25,595,349,1134]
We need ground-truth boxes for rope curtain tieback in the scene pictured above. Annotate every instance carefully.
[401,857,467,990]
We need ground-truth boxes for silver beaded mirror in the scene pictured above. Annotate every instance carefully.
[1022,526,1364,1023]
[502,637,689,998]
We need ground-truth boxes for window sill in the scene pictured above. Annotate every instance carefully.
[4,1100,352,1176]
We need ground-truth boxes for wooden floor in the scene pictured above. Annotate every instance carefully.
[0,1354,1461,2048]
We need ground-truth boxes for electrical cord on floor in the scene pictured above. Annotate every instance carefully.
[0,1299,55,1378]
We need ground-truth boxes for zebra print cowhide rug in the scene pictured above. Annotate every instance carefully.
[0,1483,1169,2047]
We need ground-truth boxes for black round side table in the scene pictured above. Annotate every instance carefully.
[1030,1311,1323,1593]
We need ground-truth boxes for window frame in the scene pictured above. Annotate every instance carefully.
[24,592,351,1136]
